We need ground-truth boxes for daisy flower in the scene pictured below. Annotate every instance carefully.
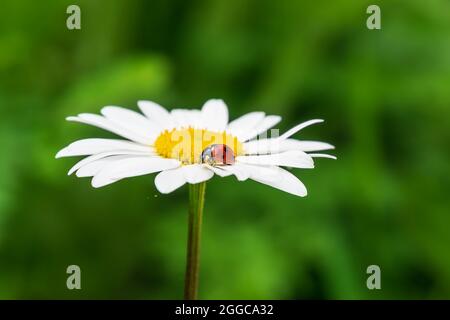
[56,99,335,196]
[56,98,335,300]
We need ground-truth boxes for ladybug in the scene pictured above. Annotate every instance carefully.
[201,144,235,166]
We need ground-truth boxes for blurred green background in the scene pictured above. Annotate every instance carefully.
[0,0,449,299]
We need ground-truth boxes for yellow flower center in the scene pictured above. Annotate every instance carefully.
[154,127,243,164]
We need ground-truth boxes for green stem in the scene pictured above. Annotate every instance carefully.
[184,182,206,300]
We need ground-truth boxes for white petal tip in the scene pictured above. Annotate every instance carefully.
[291,186,308,197]
[91,181,104,188]
[100,106,113,114]
[55,150,65,158]
[205,98,223,103]
[91,176,115,188]
[309,153,337,160]
[137,100,161,108]
[68,166,80,175]
[311,119,324,125]
[202,99,228,113]
[273,115,282,122]
[280,119,326,140]
[155,186,173,194]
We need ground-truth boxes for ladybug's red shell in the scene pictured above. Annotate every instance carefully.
[201,144,235,165]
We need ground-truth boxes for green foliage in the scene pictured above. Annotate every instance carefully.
[0,0,449,299]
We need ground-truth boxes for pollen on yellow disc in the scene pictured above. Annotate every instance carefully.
[154,127,243,164]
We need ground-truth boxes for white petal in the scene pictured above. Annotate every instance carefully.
[182,164,214,184]
[243,138,283,155]
[279,119,324,139]
[238,164,281,181]
[240,115,282,142]
[76,155,129,177]
[171,109,202,128]
[67,151,154,175]
[154,167,186,193]
[240,164,307,197]
[243,139,334,155]
[309,153,337,160]
[220,164,250,181]
[226,112,265,140]
[56,138,153,158]
[287,140,334,152]
[67,114,149,144]
[236,150,314,169]
[91,157,180,188]
[101,106,161,141]
[206,165,233,177]
[137,100,174,129]
[201,99,229,131]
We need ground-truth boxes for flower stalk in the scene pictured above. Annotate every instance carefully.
[184,182,206,300]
